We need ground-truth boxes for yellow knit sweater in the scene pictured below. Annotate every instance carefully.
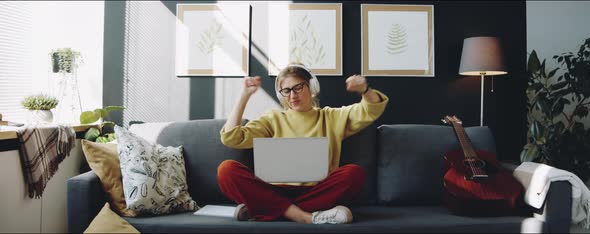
[220,90,389,185]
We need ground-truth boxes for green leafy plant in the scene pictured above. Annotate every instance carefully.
[21,94,59,110]
[80,106,125,143]
[50,48,81,73]
[521,38,590,182]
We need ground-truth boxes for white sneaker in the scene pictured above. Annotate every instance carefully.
[233,204,250,221]
[311,205,353,224]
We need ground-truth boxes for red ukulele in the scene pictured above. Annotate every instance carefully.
[442,115,525,217]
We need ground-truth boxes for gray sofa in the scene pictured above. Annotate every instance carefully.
[67,119,572,233]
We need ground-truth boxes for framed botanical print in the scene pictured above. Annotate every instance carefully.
[361,4,434,77]
[268,3,342,76]
[176,3,250,76]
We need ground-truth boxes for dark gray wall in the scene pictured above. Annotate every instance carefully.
[103,1,126,125]
[103,1,527,161]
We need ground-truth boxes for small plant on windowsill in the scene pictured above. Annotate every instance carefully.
[79,106,125,143]
[21,94,59,123]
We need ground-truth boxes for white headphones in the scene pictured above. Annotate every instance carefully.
[274,64,320,101]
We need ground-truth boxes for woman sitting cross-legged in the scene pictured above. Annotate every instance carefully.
[218,63,389,224]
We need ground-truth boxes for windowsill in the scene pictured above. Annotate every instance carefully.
[0,124,98,141]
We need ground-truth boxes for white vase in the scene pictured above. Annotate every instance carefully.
[30,110,54,123]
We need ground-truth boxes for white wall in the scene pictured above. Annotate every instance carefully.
[31,1,104,123]
[526,1,590,126]
[527,1,590,66]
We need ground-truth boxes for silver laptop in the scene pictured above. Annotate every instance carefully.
[253,137,329,183]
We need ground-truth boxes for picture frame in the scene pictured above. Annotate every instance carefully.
[268,3,342,76]
[176,3,250,76]
[361,4,434,77]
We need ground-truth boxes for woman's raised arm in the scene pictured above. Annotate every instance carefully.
[223,76,261,132]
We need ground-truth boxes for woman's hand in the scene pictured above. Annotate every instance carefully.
[345,74,368,94]
[224,76,261,132]
[243,76,261,96]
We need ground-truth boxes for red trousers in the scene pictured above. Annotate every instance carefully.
[217,160,366,221]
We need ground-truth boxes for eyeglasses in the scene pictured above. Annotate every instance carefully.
[279,82,306,97]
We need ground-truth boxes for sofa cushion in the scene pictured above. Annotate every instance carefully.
[340,124,378,205]
[151,119,253,205]
[81,140,136,217]
[123,205,527,233]
[115,126,198,215]
[128,122,173,143]
[84,203,139,233]
[376,125,496,206]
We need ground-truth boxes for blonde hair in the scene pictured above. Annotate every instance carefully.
[275,63,320,110]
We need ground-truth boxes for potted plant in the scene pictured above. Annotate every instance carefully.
[521,38,590,183]
[50,48,81,73]
[21,94,59,123]
[80,106,125,143]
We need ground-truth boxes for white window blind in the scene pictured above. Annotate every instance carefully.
[0,1,33,123]
[122,1,190,125]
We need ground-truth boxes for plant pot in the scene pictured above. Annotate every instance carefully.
[51,52,74,73]
[30,110,54,123]
[51,52,60,73]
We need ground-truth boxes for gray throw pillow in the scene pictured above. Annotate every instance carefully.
[114,125,199,216]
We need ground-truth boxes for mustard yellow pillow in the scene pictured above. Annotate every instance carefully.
[81,140,136,217]
[84,203,139,233]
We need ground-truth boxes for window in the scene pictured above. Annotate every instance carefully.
[0,2,33,123]
[0,2,104,124]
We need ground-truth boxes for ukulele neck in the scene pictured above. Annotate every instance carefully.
[450,122,477,159]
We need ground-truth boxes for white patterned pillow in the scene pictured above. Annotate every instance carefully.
[114,125,198,216]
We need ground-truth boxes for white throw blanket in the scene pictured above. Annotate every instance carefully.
[513,162,590,229]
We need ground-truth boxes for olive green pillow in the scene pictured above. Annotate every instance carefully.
[84,203,139,233]
[81,140,135,217]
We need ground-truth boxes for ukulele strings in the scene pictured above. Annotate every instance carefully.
[455,122,484,176]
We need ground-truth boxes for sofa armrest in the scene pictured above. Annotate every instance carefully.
[67,171,106,233]
[541,181,572,233]
[500,161,520,173]
[501,161,572,233]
